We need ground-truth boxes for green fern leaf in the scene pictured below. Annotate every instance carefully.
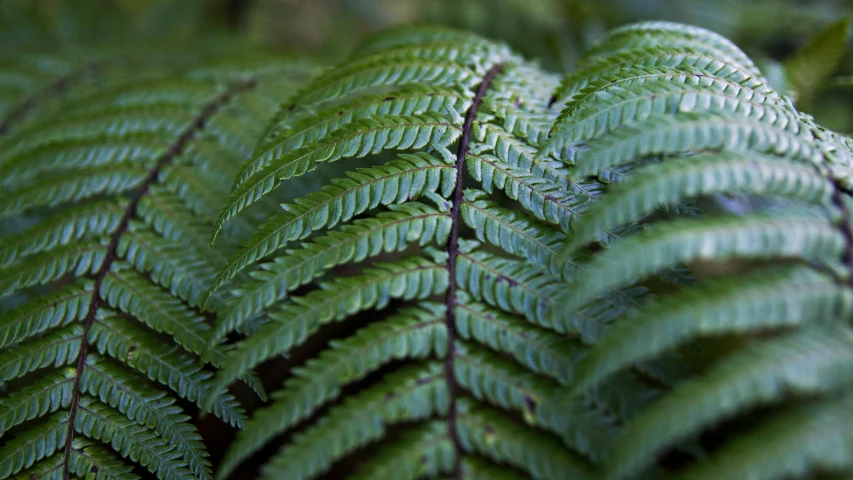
[0,242,104,297]
[570,112,819,180]
[549,78,796,156]
[0,325,82,382]
[2,19,842,480]
[555,46,768,102]
[0,413,68,478]
[79,358,211,479]
[466,153,595,232]
[349,421,454,480]
[581,21,761,76]
[204,256,449,409]
[89,313,245,427]
[677,394,853,480]
[258,363,448,480]
[245,85,469,183]
[216,302,447,479]
[213,114,460,242]
[456,400,592,479]
[564,152,838,252]
[573,266,853,394]
[212,201,451,339]
[65,440,137,480]
[0,167,146,219]
[607,325,853,479]
[0,54,315,479]
[205,152,455,299]
[455,342,615,461]
[0,201,123,268]
[72,398,194,480]
[558,214,845,311]
[461,189,574,280]
[0,281,92,350]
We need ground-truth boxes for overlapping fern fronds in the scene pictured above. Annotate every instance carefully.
[2,16,853,480]
[203,20,853,480]
[197,23,690,480]
[202,24,650,480]
[550,21,853,480]
[0,50,319,479]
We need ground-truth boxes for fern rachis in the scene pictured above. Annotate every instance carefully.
[3,18,853,480]
[0,54,319,479]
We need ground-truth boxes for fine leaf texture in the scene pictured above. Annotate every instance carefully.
[4,18,853,480]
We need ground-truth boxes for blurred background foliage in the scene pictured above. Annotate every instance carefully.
[1,0,852,129]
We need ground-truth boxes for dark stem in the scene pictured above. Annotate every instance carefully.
[444,63,503,479]
[61,79,256,480]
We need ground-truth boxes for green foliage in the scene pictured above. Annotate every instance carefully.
[551,19,853,480]
[0,50,319,479]
[3,13,853,480]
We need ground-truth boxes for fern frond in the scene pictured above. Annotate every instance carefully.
[0,53,104,136]
[213,114,460,242]
[89,311,244,422]
[569,112,819,180]
[456,250,561,329]
[558,214,845,312]
[205,256,449,408]
[454,295,579,384]
[558,64,779,124]
[473,121,569,184]
[212,201,451,340]
[678,393,853,480]
[0,201,123,268]
[549,78,796,154]
[349,421,454,480]
[0,325,82,382]
[455,342,614,461]
[556,48,770,106]
[0,371,74,436]
[206,152,455,298]
[8,19,839,480]
[64,440,136,480]
[564,152,838,251]
[461,190,574,280]
[580,21,761,76]
[197,26,689,478]
[118,223,224,309]
[216,302,446,479]
[79,358,211,479]
[0,167,146,219]
[466,153,595,232]
[573,266,853,394]
[0,280,92,350]
[0,242,104,297]
[258,363,448,480]
[0,55,316,479]
[72,398,194,480]
[458,249,629,341]
[606,325,853,479]
[289,54,479,110]
[0,413,68,478]
[456,400,592,479]
[246,85,469,182]
[98,267,212,355]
